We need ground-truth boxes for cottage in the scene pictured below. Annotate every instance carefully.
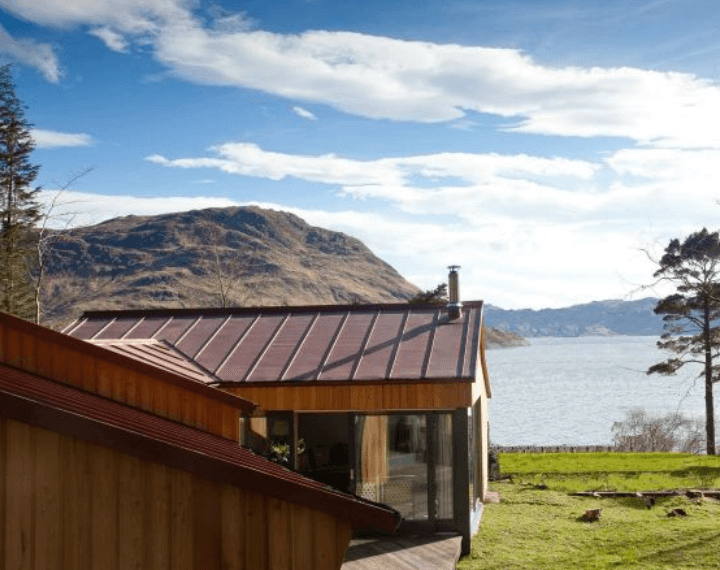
[0,311,397,570]
[66,270,492,554]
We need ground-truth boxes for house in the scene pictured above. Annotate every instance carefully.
[65,269,492,554]
[0,310,398,570]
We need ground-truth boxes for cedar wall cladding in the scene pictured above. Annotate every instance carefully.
[0,418,351,570]
[0,317,243,440]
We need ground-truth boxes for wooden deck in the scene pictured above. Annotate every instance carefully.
[342,534,462,570]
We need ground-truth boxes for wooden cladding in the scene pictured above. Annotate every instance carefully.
[359,416,388,483]
[0,418,352,570]
[0,322,239,440]
[227,381,475,412]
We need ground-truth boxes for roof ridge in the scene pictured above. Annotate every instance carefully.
[80,300,485,319]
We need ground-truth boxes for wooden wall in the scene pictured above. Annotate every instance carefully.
[0,321,239,440]
[227,381,473,412]
[359,416,388,484]
[0,418,352,570]
[478,392,489,502]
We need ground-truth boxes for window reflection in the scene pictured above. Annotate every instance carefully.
[355,413,453,523]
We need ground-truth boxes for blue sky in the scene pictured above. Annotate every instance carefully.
[2,0,720,309]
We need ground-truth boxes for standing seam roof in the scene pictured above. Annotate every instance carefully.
[69,302,485,384]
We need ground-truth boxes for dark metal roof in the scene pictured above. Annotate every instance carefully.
[0,361,399,531]
[88,338,221,385]
[67,302,485,384]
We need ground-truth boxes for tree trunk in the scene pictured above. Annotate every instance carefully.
[703,299,716,454]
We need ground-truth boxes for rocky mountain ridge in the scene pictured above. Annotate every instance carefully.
[41,206,418,324]
[485,297,663,337]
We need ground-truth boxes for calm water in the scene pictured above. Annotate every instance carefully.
[486,336,707,446]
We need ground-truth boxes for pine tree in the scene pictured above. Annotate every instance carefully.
[408,283,448,305]
[648,228,720,455]
[0,64,41,320]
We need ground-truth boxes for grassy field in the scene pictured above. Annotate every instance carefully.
[459,453,720,570]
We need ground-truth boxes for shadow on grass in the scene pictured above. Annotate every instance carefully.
[669,465,720,482]
[607,530,720,568]
[611,497,653,511]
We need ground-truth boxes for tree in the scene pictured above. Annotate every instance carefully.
[197,221,256,308]
[611,407,704,453]
[647,228,720,455]
[0,64,41,320]
[408,283,448,305]
[33,167,93,325]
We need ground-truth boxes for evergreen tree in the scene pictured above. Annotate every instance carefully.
[408,283,448,305]
[647,228,720,455]
[0,64,41,319]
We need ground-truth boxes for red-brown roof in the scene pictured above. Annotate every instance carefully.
[0,360,399,531]
[65,302,486,385]
[89,338,221,384]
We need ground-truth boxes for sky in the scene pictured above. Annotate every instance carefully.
[1,0,720,309]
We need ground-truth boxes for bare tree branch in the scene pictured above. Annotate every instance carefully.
[32,167,94,324]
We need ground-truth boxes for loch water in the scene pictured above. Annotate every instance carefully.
[486,336,707,446]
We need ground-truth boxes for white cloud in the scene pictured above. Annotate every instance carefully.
[147,143,603,219]
[292,106,317,121]
[0,0,190,33]
[89,27,128,52]
[37,189,238,229]
[147,143,720,229]
[153,26,720,147]
[32,129,94,148]
[0,23,59,82]
[7,0,720,147]
[147,144,407,186]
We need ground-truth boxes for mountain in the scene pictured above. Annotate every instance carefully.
[484,298,663,337]
[41,206,419,324]
[39,205,524,347]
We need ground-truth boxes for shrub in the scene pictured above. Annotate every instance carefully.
[611,407,704,453]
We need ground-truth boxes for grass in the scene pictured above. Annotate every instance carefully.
[458,453,720,569]
[499,452,720,493]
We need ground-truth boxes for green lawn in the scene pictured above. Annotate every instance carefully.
[499,452,720,493]
[459,453,720,570]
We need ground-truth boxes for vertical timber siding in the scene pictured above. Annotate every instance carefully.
[0,419,352,570]
[0,321,239,440]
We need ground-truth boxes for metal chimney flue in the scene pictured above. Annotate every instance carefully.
[447,265,462,320]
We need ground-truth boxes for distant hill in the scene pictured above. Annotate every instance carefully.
[485,298,663,337]
[41,206,419,324]
[39,205,523,347]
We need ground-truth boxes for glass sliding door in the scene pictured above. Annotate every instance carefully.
[296,413,351,492]
[355,414,429,521]
[354,413,454,531]
[469,400,483,515]
[435,413,454,522]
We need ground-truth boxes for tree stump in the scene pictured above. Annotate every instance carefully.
[580,508,602,522]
